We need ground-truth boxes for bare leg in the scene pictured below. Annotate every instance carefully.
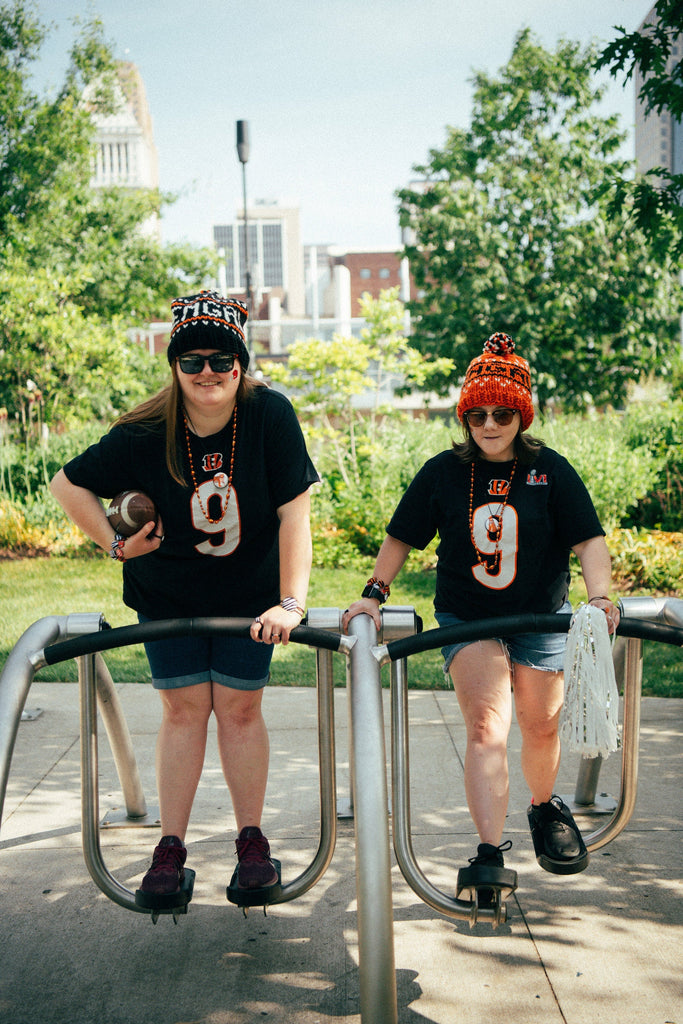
[156,682,213,840]
[513,665,564,804]
[449,641,513,847]
[212,684,270,832]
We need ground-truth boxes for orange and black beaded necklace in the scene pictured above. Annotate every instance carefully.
[182,408,237,525]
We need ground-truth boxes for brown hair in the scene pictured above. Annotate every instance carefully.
[452,418,545,466]
[114,367,264,486]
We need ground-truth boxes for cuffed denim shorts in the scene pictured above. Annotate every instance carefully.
[435,601,571,676]
[138,615,273,691]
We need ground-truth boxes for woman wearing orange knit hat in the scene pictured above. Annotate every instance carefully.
[343,331,619,905]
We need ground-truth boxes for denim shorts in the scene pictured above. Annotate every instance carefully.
[435,601,571,675]
[138,615,273,691]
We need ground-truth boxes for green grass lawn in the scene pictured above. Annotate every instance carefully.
[1,556,680,696]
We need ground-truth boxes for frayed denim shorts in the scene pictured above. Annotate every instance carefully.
[138,614,272,691]
[435,601,571,676]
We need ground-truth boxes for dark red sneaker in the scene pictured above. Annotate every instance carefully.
[235,826,278,889]
[140,835,187,895]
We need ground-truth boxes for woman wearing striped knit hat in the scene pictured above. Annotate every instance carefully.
[343,332,619,906]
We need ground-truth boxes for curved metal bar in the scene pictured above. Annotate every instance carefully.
[585,637,643,851]
[39,618,353,667]
[272,646,337,903]
[79,654,147,913]
[376,613,682,665]
[94,654,148,821]
[619,595,683,628]
[0,614,104,832]
[391,656,505,926]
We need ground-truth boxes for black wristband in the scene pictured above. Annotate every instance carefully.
[362,582,388,604]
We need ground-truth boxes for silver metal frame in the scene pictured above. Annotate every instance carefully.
[0,614,351,914]
[76,638,343,912]
[378,598,683,928]
[1,599,680,1024]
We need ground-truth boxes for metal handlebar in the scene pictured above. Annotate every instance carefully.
[37,616,354,668]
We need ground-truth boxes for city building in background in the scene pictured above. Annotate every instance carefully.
[89,62,159,237]
[214,201,305,319]
[634,5,683,182]
[90,62,159,191]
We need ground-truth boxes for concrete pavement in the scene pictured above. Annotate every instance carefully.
[0,682,681,1024]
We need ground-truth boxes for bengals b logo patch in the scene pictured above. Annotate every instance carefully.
[488,478,510,496]
[202,452,223,473]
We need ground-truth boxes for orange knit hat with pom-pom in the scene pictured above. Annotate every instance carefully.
[456,332,534,430]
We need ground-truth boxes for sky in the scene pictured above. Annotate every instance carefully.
[32,0,653,252]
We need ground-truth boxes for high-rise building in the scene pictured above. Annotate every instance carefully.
[634,6,683,182]
[214,202,305,318]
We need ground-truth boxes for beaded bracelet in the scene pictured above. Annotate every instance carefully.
[361,577,390,604]
[281,596,305,617]
[110,534,126,562]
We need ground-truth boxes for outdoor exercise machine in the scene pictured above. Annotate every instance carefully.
[0,598,681,1024]
[0,614,354,922]
[374,596,683,935]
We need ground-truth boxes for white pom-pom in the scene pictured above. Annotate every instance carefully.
[560,603,620,758]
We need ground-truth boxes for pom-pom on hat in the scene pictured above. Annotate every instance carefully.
[456,332,534,430]
[167,290,249,369]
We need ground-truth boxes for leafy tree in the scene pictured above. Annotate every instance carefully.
[261,290,455,565]
[398,30,681,411]
[262,289,454,486]
[595,0,683,261]
[0,1,214,433]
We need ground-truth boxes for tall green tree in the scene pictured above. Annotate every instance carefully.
[398,30,681,411]
[0,1,214,433]
[595,0,683,261]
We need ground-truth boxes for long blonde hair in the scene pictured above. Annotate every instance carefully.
[114,366,264,486]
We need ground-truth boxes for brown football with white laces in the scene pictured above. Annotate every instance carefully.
[106,491,158,537]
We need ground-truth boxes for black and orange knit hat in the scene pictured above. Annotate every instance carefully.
[168,290,249,368]
[456,332,534,430]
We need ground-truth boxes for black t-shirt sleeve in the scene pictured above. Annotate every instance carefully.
[62,425,149,498]
[549,452,604,548]
[261,391,319,508]
[386,458,441,550]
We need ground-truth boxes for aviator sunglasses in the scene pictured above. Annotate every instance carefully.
[465,408,517,427]
[177,353,236,374]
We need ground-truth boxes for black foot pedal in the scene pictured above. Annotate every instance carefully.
[135,868,195,924]
[456,864,517,928]
[227,859,282,916]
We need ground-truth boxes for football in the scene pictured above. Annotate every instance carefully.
[106,490,158,537]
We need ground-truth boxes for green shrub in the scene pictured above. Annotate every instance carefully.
[538,412,660,531]
[0,422,106,503]
[621,399,683,531]
[608,527,683,593]
[310,416,455,568]
[0,496,95,556]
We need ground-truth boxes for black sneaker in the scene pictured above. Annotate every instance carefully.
[456,840,515,908]
[235,826,279,889]
[528,796,589,875]
[139,835,186,895]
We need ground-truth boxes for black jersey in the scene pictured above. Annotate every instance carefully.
[64,387,319,619]
[386,447,604,620]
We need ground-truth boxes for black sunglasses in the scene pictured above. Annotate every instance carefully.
[465,408,517,427]
[177,353,236,374]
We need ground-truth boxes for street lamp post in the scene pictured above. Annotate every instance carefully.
[235,120,253,362]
